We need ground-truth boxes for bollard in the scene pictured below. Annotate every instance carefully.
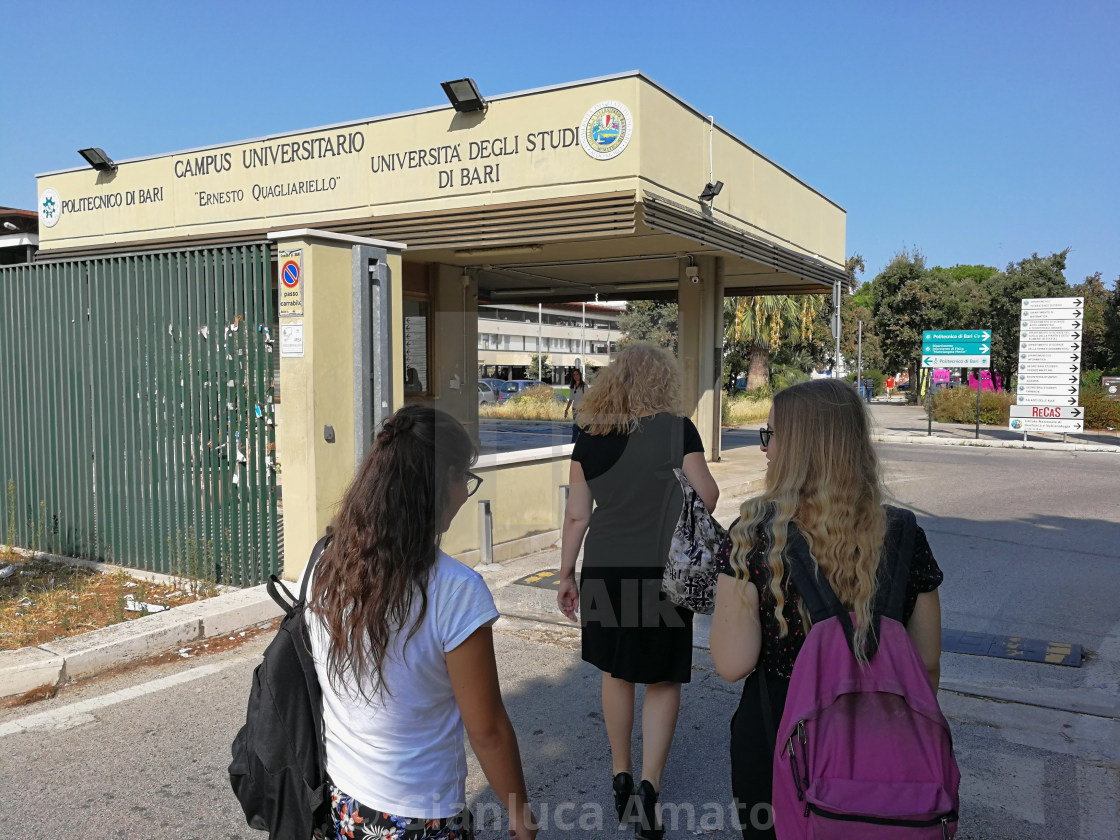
[478,499,495,567]
[558,484,570,528]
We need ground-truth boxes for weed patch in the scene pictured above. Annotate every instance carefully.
[0,551,215,650]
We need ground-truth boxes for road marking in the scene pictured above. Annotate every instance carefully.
[0,655,252,738]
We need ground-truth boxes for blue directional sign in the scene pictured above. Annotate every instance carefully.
[921,330,991,368]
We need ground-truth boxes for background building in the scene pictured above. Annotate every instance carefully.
[478,301,622,382]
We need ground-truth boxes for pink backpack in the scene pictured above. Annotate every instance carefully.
[768,510,960,839]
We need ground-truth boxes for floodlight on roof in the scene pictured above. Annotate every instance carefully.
[441,78,488,113]
[699,180,723,202]
[78,147,117,172]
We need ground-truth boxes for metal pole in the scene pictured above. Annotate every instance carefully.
[581,301,586,376]
[928,369,933,437]
[478,499,494,567]
[832,280,841,378]
[537,303,543,381]
[975,369,981,439]
[857,321,863,397]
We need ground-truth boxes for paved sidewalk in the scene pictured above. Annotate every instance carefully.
[866,399,1120,450]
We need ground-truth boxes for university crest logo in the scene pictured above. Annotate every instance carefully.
[580,101,633,161]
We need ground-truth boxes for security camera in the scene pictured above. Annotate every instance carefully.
[686,265,700,284]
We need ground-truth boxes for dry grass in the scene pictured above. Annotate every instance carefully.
[0,551,216,650]
[725,396,772,426]
[479,386,567,421]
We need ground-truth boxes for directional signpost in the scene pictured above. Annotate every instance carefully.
[1015,297,1084,437]
[922,330,991,437]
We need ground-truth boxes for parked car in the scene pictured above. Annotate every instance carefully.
[478,381,497,405]
[497,379,547,402]
[479,377,506,392]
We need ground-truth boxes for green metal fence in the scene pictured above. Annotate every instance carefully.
[0,243,279,586]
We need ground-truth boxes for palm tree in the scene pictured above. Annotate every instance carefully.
[726,296,822,390]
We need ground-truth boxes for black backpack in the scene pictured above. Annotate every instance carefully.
[229,536,332,839]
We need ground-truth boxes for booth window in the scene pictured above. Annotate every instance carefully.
[403,298,430,395]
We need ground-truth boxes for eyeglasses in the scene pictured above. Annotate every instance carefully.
[759,426,774,447]
[465,472,483,497]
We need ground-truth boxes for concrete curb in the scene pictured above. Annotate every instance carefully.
[0,585,283,699]
[872,432,1120,453]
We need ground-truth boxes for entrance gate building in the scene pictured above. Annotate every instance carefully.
[26,72,848,580]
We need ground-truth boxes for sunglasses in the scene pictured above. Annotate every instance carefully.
[759,426,774,447]
[465,471,484,497]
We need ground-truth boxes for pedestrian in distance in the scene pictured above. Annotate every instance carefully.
[557,342,720,840]
[710,379,945,839]
[303,405,537,840]
[885,374,895,401]
[564,367,587,444]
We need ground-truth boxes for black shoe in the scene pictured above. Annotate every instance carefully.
[634,780,663,840]
[612,772,635,825]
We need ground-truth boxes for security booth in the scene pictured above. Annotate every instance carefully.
[21,72,846,580]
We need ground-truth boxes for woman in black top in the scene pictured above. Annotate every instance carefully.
[557,343,720,840]
[709,379,943,840]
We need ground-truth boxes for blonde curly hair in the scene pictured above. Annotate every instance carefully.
[728,378,887,662]
[578,342,682,435]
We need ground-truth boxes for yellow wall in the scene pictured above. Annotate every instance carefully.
[276,234,405,580]
[441,451,572,556]
[35,74,844,270]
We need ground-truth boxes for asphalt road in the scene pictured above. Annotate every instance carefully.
[1,441,1117,838]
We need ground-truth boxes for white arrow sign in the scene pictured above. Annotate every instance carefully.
[1009,417,1084,433]
[1018,351,1082,364]
[1014,394,1081,407]
[1010,404,1083,419]
[1020,329,1082,342]
[1019,319,1082,331]
[1021,308,1083,321]
[1016,384,1079,397]
[1017,362,1082,374]
[921,354,991,368]
[1016,373,1080,385]
[1021,297,1084,309]
[1018,341,1082,352]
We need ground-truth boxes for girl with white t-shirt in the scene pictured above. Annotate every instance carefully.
[306,406,536,840]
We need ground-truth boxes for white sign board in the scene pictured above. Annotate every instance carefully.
[1018,351,1082,364]
[1021,308,1083,322]
[1009,404,1084,420]
[1016,384,1079,397]
[1008,417,1084,433]
[1017,362,1082,374]
[1016,373,1080,385]
[1011,394,1080,407]
[1020,329,1083,342]
[280,322,305,358]
[1019,319,1082,331]
[1018,340,1082,352]
[1020,297,1083,310]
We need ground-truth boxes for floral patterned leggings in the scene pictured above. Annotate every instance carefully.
[330,783,475,840]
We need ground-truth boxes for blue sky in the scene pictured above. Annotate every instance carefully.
[3,0,1116,286]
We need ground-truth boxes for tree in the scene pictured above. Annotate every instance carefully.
[618,300,678,353]
[870,250,930,377]
[526,352,552,381]
[1071,272,1113,372]
[726,295,823,390]
[1103,277,1120,373]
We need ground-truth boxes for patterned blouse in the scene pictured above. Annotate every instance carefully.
[715,516,944,679]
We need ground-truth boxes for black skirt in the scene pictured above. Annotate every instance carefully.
[579,569,694,684]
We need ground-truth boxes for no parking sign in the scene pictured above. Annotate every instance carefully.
[279,249,303,316]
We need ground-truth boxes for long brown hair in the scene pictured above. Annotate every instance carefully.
[309,405,477,698]
[730,379,887,661]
